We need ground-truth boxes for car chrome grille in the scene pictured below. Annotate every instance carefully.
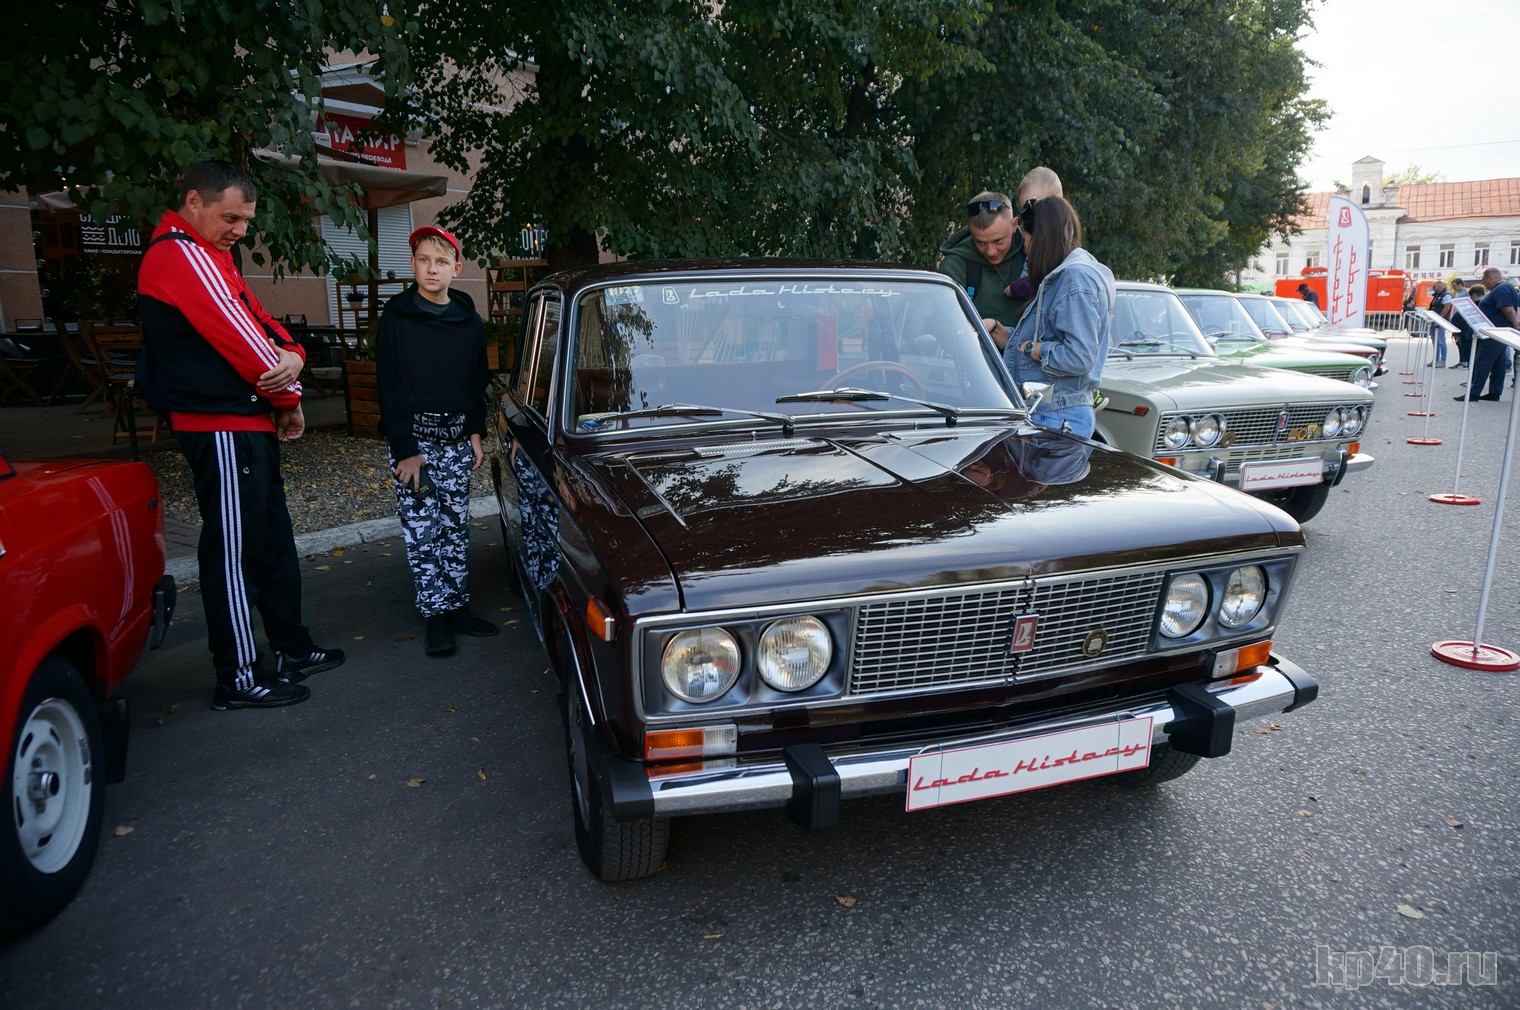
[848,571,1166,696]
[1152,405,1355,454]
[1299,366,1356,381]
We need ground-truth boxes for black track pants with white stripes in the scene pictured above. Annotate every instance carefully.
[179,430,314,691]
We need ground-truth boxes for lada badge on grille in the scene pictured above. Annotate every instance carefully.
[1081,628,1110,657]
[1275,408,1290,440]
[1009,614,1039,654]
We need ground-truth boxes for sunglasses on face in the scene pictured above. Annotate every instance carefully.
[966,198,1008,217]
[1018,197,1041,232]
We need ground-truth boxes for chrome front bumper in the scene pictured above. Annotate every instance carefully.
[601,655,1318,823]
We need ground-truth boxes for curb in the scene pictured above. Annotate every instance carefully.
[166,495,500,589]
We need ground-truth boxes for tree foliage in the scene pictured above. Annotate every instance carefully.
[0,0,412,276]
[1384,165,1444,186]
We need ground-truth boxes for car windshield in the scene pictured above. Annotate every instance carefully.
[1177,293,1269,346]
[1267,297,1316,331]
[1109,289,1216,357]
[1237,296,1296,336]
[568,275,1016,432]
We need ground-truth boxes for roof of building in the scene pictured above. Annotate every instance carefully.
[1295,177,1520,229]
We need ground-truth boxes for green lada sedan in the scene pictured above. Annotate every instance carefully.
[1096,283,1375,523]
[1175,288,1375,388]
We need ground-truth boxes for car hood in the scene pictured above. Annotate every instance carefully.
[590,424,1297,611]
[1102,358,1371,410]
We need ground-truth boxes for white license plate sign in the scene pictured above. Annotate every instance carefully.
[1239,459,1324,492]
[906,718,1153,811]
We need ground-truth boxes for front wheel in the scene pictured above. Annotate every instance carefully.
[563,678,669,881]
[1257,481,1331,523]
[1111,743,1201,788]
[0,656,106,932]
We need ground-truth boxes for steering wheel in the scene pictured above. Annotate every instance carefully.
[826,360,926,396]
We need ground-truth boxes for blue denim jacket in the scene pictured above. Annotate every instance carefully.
[1003,248,1116,411]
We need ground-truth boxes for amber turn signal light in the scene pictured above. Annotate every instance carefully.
[586,598,616,642]
[1211,640,1273,678]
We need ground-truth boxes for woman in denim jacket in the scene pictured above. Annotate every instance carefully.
[1003,197,1115,438]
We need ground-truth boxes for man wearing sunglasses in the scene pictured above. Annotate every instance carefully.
[938,168,1064,349]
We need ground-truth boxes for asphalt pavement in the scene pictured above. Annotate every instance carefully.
[1,338,1517,1009]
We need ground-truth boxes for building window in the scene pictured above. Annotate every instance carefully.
[1439,244,1455,268]
[1405,246,1421,270]
[1361,184,1371,205]
[1474,243,1490,267]
[1275,252,1289,275]
[1305,251,1320,269]
[1510,240,1520,266]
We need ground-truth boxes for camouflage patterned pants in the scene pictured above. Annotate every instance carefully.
[390,438,474,617]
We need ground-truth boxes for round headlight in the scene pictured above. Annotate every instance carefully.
[1352,365,1373,388]
[1163,416,1192,450]
[1366,352,1382,370]
[1217,565,1267,628]
[757,617,832,692]
[1343,402,1367,433]
[1322,407,1344,438]
[662,628,741,703]
[1160,573,1209,639]
[1193,413,1224,448]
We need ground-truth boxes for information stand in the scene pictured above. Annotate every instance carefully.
[1408,309,1458,438]
[1432,325,1520,670]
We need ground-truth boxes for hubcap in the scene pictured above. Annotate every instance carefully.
[11,697,93,874]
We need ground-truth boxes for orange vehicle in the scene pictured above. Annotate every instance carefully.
[1275,267,1407,314]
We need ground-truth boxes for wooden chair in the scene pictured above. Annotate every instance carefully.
[0,336,47,406]
[488,259,546,325]
[79,322,163,445]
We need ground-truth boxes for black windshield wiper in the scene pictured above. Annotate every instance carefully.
[775,386,962,425]
[577,402,795,435]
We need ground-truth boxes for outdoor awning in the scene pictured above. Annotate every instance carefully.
[253,149,448,210]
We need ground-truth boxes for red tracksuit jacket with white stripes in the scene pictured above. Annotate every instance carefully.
[137,210,305,432]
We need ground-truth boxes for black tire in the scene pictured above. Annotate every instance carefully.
[1111,743,1202,788]
[0,656,106,932]
[1257,481,1331,523]
[562,667,669,882]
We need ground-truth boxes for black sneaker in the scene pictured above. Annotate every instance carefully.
[426,615,456,655]
[212,681,310,711]
[448,607,500,637]
[275,647,346,684]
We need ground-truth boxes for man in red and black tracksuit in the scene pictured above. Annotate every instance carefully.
[138,160,344,710]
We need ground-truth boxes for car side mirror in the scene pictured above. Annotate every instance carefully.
[1021,381,1050,413]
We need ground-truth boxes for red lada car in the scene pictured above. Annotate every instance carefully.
[0,452,174,931]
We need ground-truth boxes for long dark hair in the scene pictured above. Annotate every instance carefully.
[1023,196,1083,286]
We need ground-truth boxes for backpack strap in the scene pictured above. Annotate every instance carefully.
[964,260,982,298]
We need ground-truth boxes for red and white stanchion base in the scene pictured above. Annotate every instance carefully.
[1429,492,1480,505]
[1431,641,1520,671]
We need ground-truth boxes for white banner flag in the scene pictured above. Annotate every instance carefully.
[1325,196,1369,327]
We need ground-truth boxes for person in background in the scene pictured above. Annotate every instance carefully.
[1451,279,1473,368]
[938,167,1064,349]
[1002,196,1115,439]
[1427,280,1450,367]
[1297,283,1321,310]
[137,159,344,710]
[1457,267,1517,401]
[377,226,498,656]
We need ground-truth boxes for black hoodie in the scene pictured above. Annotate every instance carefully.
[376,284,488,461]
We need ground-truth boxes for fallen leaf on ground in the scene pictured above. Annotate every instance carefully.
[353,635,365,640]
[314,564,332,571]
[168,703,181,715]
[704,933,724,940]
[406,778,426,788]
[1297,809,1312,817]
[1354,768,1367,775]
[443,705,458,713]
[1254,727,1271,735]
[332,547,345,556]
[113,825,135,837]
[477,768,487,781]
[398,634,415,641]
[1395,903,1426,919]
[1444,817,1464,828]
[836,895,856,908]
[368,773,377,781]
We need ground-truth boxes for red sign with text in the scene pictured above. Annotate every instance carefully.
[316,112,406,169]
